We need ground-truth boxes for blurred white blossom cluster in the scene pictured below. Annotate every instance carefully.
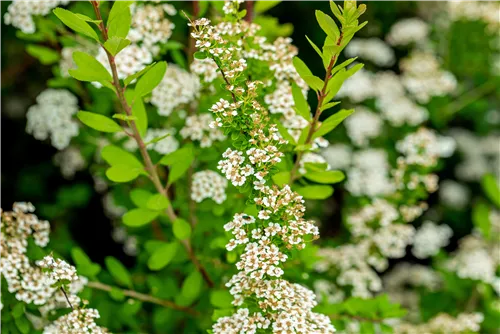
[345,38,395,67]
[26,89,80,150]
[412,221,453,259]
[96,3,176,80]
[53,146,86,179]
[191,170,228,204]
[447,1,500,33]
[43,308,108,334]
[1,203,106,332]
[180,114,226,147]
[3,0,69,34]
[394,312,484,334]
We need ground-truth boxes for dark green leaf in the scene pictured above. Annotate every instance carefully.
[105,256,133,288]
[291,82,311,120]
[210,290,233,308]
[481,174,500,208]
[26,45,60,65]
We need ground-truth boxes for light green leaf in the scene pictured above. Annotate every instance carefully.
[148,242,178,271]
[26,45,60,65]
[316,10,339,41]
[272,171,291,187]
[135,62,167,97]
[473,201,490,239]
[275,122,295,144]
[305,35,322,59]
[123,208,159,227]
[130,189,153,208]
[106,164,141,183]
[125,90,148,136]
[71,247,101,278]
[173,218,192,240]
[298,125,311,145]
[68,51,112,82]
[108,287,125,301]
[325,68,347,101]
[103,36,131,56]
[181,271,203,302]
[159,145,195,185]
[101,145,143,168]
[210,290,233,308]
[481,174,500,208]
[107,1,132,38]
[303,75,324,91]
[304,170,345,184]
[112,114,137,121]
[320,101,341,112]
[254,0,281,13]
[291,82,311,121]
[296,185,334,199]
[75,13,102,24]
[329,0,343,21]
[105,256,133,288]
[313,109,354,139]
[293,56,313,79]
[53,8,99,42]
[331,57,358,76]
[77,111,122,133]
[147,194,170,211]
[124,63,156,86]
[322,44,340,69]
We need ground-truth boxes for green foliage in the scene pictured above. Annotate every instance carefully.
[26,45,60,65]
[147,242,178,271]
[134,61,167,98]
[159,145,195,185]
[107,1,133,38]
[103,37,131,56]
[68,51,112,83]
[77,111,122,133]
[71,247,101,278]
[105,256,133,288]
[481,174,500,208]
[313,109,354,138]
[123,208,159,227]
[53,8,100,42]
[173,218,192,240]
[296,185,334,199]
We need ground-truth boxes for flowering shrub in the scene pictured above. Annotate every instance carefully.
[1,1,499,333]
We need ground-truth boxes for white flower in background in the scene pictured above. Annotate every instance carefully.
[345,106,383,146]
[347,199,400,237]
[337,68,376,102]
[313,279,345,304]
[43,308,108,334]
[346,149,395,197]
[400,51,457,103]
[128,4,175,53]
[102,193,127,219]
[299,152,330,175]
[439,180,470,209]
[59,44,98,77]
[180,114,226,147]
[377,94,428,126]
[384,263,442,291]
[396,128,444,167]
[345,38,396,67]
[394,312,484,334]
[386,18,429,46]
[151,64,201,116]
[144,128,179,155]
[322,144,352,170]
[96,44,153,80]
[448,1,500,33]
[53,147,86,179]
[3,0,69,34]
[412,221,453,259]
[190,58,220,83]
[372,224,415,259]
[26,89,79,150]
[191,170,228,204]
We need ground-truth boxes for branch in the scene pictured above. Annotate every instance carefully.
[90,1,214,288]
[289,33,344,183]
[86,281,199,316]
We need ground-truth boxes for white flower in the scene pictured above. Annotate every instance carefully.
[386,18,429,46]
[345,38,395,67]
[412,221,453,259]
[345,106,383,146]
[191,170,228,204]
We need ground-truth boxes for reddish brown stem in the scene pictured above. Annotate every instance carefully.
[90,1,214,288]
[245,1,254,22]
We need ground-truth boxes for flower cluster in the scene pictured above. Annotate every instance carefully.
[180,114,226,147]
[345,38,395,67]
[386,18,429,46]
[344,106,384,147]
[394,312,484,334]
[189,10,335,332]
[43,308,108,334]
[26,89,79,150]
[191,170,228,204]
[151,64,201,117]
[447,1,500,33]
[411,221,453,259]
[3,0,69,34]
[53,146,86,179]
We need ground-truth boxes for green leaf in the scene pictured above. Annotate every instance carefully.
[181,271,203,302]
[254,0,281,13]
[26,45,60,65]
[173,218,192,240]
[15,316,30,334]
[322,44,340,69]
[331,57,358,76]
[148,242,178,271]
[305,35,323,59]
[135,62,167,97]
[71,247,101,278]
[291,83,311,121]
[112,114,137,121]
[108,287,126,301]
[303,75,324,91]
[481,174,500,208]
[101,145,143,168]
[272,171,291,187]
[103,36,131,56]
[320,101,341,112]
[105,256,133,288]
[330,0,343,21]
[298,126,311,145]
[276,122,296,144]
[325,68,347,102]
[123,208,159,227]
[125,90,148,136]
[53,8,100,42]
[11,303,25,319]
[77,111,122,133]
[210,290,233,308]
[68,51,112,82]
[296,185,333,199]
[472,201,491,239]
[124,63,156,86]
[75,13,102,25]
[313,109,354,139]
[293,56,313,79]
[107,1,133,38]
[106,164,141,183]
[147,194,170,211]
[304,170,344,184]
[316,10,339,41]
[193,51,207,60]
[159,145,195,185]
[130,189,153,208]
